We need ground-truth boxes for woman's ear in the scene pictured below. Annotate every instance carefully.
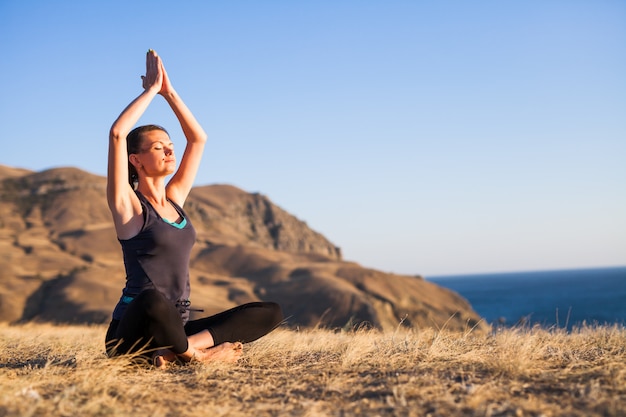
[129,154,142,169]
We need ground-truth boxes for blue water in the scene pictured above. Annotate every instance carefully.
[429,267,626,329]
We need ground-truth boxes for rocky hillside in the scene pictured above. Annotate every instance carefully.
[0,165,487,332]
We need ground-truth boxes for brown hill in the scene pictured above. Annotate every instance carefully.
[0,165,487,332]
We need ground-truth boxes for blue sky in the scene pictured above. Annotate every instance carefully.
[1,1,625,276]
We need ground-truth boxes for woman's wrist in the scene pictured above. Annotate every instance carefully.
[160,89,178,102]
[143,85,161,96]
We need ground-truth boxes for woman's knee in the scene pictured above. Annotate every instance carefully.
[264,302,284,328]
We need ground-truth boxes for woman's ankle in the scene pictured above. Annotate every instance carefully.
[177,346,199,362]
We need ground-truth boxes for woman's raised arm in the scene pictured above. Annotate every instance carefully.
[107,50,162,235]
[159,60,208,207]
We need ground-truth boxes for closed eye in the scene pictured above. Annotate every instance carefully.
[153,142,174,151]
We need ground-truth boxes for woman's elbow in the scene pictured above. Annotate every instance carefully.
[109,127,123,142]
[194,132,208,144]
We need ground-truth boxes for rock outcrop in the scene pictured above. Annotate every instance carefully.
[0,165,487,332]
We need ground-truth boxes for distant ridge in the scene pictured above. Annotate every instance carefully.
[0,164,32,180]
[0,164,487,332]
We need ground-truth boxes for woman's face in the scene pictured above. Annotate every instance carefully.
[134,129,176,177]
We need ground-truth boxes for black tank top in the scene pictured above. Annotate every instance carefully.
[112,191,197,323]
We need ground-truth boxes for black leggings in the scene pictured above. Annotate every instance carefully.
[105,289,283,357]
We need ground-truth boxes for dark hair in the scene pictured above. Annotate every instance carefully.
[126,124,169,188]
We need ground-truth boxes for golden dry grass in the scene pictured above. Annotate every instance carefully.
[1,323,625,417]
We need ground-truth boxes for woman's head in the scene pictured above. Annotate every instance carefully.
[126,124,170,187]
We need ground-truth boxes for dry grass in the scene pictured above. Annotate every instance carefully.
[1,323,625,417]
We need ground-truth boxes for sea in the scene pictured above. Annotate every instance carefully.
[428,266,626,329]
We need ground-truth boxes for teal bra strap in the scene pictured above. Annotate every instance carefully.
[162,217,187,229]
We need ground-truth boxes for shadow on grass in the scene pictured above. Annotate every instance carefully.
[0,355,77,369]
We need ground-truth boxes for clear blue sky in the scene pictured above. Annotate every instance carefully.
[1,1,625,276]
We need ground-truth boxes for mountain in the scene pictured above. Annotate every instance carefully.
[0,165,487,332]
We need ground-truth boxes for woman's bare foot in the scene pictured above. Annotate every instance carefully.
[153,342,243,368]
[198,342,243,363]
[152,348,176,369]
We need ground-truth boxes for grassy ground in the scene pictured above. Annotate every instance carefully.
[0,323,625,417]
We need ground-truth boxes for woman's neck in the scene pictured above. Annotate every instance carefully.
[136,178,168,206]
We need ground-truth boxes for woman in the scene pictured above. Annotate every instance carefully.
[105,50,283,367]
